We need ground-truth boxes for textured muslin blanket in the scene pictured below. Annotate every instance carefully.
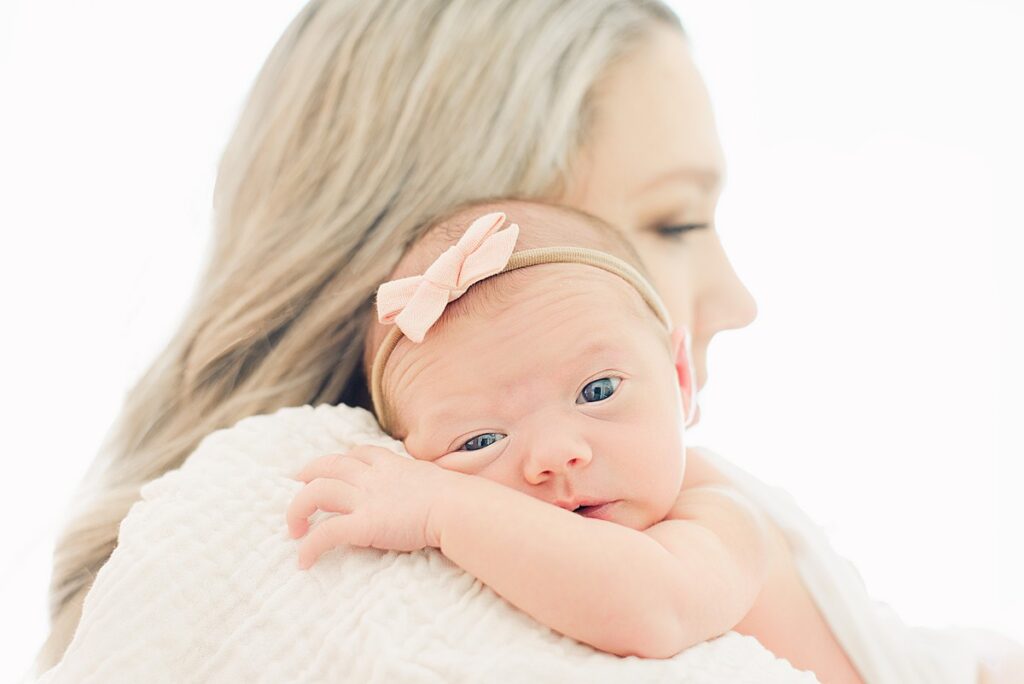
[38,404,979,683]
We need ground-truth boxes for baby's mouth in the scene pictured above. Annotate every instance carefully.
[573,501,617,519]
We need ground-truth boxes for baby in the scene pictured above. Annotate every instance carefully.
[286,200,863,683]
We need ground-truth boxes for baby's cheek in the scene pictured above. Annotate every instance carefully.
[636,412,686,480]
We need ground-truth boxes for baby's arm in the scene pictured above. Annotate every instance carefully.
[643,484,770,651]
[432,474,769,659]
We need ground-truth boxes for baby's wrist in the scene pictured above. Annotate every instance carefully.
[424,467,475,549]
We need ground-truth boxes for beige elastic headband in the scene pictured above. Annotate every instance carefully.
[370,246,673,435]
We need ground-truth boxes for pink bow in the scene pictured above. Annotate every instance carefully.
[376,212,520,343]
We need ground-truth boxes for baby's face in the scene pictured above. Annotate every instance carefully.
[385,264,686,530]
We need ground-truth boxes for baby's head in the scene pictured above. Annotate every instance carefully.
[363,199,696,530]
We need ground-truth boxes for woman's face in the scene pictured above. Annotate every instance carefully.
[556,26,757,424]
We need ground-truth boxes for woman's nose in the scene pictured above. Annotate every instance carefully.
[700,236,758,335]
[520,427,593,486]
[719,271,758,332]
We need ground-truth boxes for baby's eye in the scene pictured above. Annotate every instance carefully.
[576,377,621,404]
[459,433,505,451]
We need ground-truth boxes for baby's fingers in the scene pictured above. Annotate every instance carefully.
[297,514,367,570]
[286,478,360,538]
[293,452,368,482]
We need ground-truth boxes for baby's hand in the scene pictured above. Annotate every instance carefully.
[286,445,459,568]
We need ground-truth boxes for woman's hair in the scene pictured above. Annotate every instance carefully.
[35,0,682,673]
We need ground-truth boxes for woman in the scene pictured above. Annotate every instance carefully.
[35,0,1019,681]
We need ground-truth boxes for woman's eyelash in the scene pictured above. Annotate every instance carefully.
[655,223,709,238]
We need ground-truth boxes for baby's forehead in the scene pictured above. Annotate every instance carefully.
[451,263,655,333]
[428,264,667,362]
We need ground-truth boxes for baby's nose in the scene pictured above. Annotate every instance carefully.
[521,431,593,485]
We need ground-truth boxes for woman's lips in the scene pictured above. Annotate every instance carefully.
[576,501,618,521]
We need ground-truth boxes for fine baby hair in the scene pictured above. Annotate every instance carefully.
[364,199,697,435]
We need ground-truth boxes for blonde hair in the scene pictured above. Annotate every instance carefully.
[35,0,682,674]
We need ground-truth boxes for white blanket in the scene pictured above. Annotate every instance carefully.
[38,404,977,683]
[700,451,980,683]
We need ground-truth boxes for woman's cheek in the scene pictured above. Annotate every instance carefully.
[636,246,697,327]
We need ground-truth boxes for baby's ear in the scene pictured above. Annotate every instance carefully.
[670,327,697,427]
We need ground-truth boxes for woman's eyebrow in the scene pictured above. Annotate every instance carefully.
[635,166,725,195]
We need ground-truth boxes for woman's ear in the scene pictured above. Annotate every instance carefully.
[671,327,698,427]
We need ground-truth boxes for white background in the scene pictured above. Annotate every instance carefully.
[1,1,1021,680]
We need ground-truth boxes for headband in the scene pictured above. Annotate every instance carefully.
[369,211,673,434]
